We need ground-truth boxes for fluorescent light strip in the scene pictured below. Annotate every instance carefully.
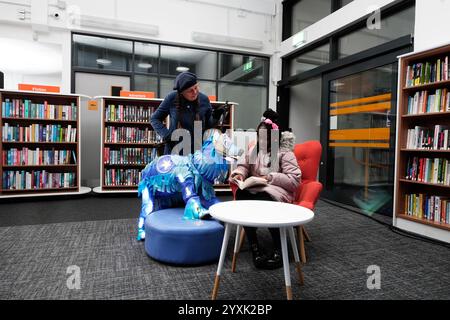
[96,58,112,66]
[78,15,159,37]
[176,66,189,72]
[192,32,263,50]
[138,63,153,69]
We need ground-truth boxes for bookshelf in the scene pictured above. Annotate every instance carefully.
[0,90,86,197]
[97,96,165,192]
[95,96,237,193]
[211,100,236,192]
[394,44,450,243]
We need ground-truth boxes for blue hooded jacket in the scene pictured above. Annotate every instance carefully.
[150,91,215,154]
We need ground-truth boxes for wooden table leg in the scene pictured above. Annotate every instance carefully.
[302,226,312,242]
[238,227,246,252]
[212,222,231,300]
[289,227,304,286]
[231,225,241,273]
[298,225,307,264]
[279,227,292,300]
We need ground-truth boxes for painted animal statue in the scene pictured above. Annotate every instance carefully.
[136,128,242,240]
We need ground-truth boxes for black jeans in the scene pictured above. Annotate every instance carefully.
[235,189,281,251]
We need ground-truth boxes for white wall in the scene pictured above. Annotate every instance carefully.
[0,23,71,92]
[0,0,276,54]
[0,0,277,95]
[4,72,62,88]
[413,0,450,52]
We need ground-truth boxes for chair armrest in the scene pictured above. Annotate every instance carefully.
[297,181,323,210]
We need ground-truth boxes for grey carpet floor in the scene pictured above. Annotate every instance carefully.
[0,199,449,300]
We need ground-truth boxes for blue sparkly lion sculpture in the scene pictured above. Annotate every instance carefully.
[136,128,242,241]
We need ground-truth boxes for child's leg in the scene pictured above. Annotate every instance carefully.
[268,228,281,250]
[244,226,258,246]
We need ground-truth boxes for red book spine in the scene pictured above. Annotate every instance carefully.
[421,158,424,181]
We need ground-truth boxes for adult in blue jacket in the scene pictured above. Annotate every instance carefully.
[151,72,216,155]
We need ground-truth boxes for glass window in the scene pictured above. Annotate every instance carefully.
[219,53,268,85]
[73,34,132,71]
[289,77,322,142]
[289,43,330,76]
[291,0,332,35]
[134,42,159,74]
[160,77,175,98]
[160,46,216,79]
[160,78,216,99]
[219,83,267,130]
[134,75,158,95]
[339,0,353,8]
[197,81,216,98]
[327,64,395,215]
[338,6,415,59]
[71,34,269,123]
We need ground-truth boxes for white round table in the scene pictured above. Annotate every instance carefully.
[209,200,314,300]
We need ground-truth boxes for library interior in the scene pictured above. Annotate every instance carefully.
[0,0,449,302]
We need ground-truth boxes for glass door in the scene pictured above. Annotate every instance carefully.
[321,62,398,216]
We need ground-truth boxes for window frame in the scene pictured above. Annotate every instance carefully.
[282,0,343,41]
[71,32,270,104]
[281,0,415,86]
[278,0,415,135]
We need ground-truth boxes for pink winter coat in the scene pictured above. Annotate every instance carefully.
[230,140,302,203]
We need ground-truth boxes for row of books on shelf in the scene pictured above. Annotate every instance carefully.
[405,56,450,87]
[2,148,77,166]
[405,156,450,185]
[104,147,157,165]
[104,168,142,187]
[406,125,450,150]
[404,193,450,225]
[2,171,77,190]
[105,104,153,123]
[2,123,77,143]
[104,126,162,144]
[406,89,450,114]
[1,99,77,121]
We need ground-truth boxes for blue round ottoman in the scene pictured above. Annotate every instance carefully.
[144,208,224,265]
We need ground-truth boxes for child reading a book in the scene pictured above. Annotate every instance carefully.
[229,118,301,270]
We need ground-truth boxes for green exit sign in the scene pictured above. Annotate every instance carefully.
[243,61,253,72]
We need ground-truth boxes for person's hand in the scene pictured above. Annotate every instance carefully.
[232,174,244,181]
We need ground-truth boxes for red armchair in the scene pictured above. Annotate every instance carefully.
[292,140,323,263]
[229,140,323,270]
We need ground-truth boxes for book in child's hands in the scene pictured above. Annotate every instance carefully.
[231,176,268,190]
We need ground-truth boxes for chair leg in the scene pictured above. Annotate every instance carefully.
[297,226,306,264]
[231,225,242,273]
[302,226,312,242]
[238,228,246,252]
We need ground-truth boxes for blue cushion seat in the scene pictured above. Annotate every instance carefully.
[144,207,224,265]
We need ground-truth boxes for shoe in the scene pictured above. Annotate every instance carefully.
[250,244,269,269]
[264,249,283,270]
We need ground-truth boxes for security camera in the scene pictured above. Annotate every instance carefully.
[52,12,61,19]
